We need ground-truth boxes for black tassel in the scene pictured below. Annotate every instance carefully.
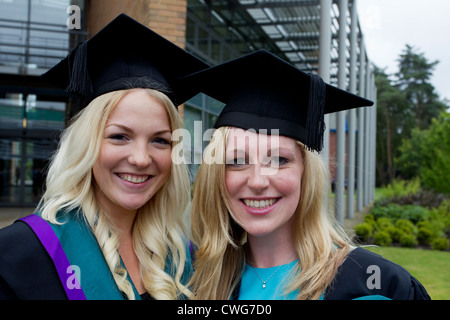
[66,41,93,97]
[306,74,326,152]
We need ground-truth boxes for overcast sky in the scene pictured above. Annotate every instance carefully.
[357,0,450,102]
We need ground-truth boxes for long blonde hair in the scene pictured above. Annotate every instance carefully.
[189,127,351,300]
[37,88,191,300]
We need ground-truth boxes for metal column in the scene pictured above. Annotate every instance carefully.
[319,0,332,174]
[364,61,372,206]
[357,37,366,212]
[370,84,377,202]
[347,0,358,219]
[335,0,348,225]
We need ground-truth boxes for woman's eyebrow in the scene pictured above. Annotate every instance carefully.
[105,123,172,136]
[105,123,132,132]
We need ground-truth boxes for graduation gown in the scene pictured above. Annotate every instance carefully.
[231,247,430,300]
[0,211,190,300]
[323,247,430,300]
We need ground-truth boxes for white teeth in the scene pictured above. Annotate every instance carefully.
[118,174,150,184]
[243,199,277,209]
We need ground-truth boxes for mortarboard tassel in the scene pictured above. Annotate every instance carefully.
[65,40,93,97]
[306,74,326,152]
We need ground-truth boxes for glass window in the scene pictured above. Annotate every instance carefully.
[0,93,63,206]
[0,138,53,205]
[0,0,28,21]
[206,96,225,115]
[0,0,85,70]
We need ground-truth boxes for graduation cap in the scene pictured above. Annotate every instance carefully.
[183,49,373,152]
[41,13,209,107]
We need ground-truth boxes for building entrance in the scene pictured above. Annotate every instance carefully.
[0,94,63,206]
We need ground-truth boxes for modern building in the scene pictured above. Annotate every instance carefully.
[0,0,377,224]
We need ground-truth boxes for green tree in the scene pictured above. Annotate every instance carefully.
[396,111,450,195]
[374,67,410,186]
[396,45,445,130]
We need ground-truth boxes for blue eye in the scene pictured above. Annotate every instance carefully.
[226,158,248,168]
[108,134,127,141]
[269,157,288,166]
[153,137,171,145]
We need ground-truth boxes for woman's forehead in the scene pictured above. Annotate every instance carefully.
[225,127,297,151]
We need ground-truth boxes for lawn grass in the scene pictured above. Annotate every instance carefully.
[367,246,450,300]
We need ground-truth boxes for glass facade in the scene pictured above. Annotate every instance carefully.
[0,0,85,206]
[183,0,250,179]
[0,94,63,205]
[183,93,223,179]
[0,0,85,71]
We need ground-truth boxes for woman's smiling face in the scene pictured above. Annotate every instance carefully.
[93,89,172,215]
[224,128,304,239]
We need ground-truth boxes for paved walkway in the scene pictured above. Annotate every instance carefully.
[343,202,372,239]
[0,207,35,229]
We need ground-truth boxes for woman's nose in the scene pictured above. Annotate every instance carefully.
[128,142,152,168]
[247,164,270,192]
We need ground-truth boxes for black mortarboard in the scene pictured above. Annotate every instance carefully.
[183,49,373,152]
[41,13,209,107]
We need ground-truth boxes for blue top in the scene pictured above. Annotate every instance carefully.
[239,260,301,300]
[238,259,389,300]
[234,247,430,300]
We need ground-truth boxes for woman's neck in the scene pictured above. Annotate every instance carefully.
[246,232,297,268]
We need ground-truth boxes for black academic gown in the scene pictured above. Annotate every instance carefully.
[0,220,67,299]
[0,215,154,300]
[323,247,430,300]
[231,247,430,300]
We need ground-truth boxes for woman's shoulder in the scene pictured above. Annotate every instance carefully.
[0,217,67,299]
[0,218,41,259]
[324,247,430,300]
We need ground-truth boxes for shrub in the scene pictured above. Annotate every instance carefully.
[380,178,422,200]
[376,217,393,230]
[354,223,373,242]
[371,203,402,220]
[386,226,403,243]
[364,214,375,224]
[431,238,449,251]
[395,219,417,235]
[427,200,450,237]
[417,226,434,245]
[370,203,427,223]
[399,233,418,247]
[374,231,392,247]
[398,205,428,224]
[361,190,449,250]
[393,190,447,208]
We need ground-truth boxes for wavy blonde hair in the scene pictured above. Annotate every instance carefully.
[189,127,352,300]
[37,88,191,300]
